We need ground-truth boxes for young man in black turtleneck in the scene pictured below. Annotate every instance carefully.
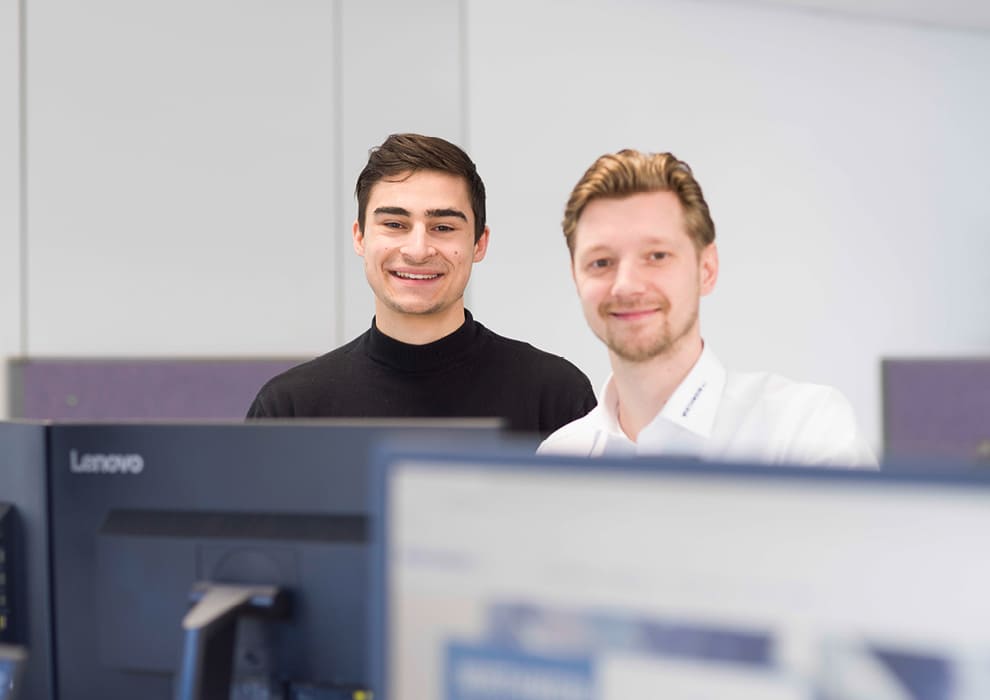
[246,133,596,438]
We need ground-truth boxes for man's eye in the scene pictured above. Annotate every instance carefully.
[434,224,455,232]
[649,252,668,261]
[383,221,405,229]
[589,259,612,270]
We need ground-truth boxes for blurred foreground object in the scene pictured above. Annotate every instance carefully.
[375,447,990,699]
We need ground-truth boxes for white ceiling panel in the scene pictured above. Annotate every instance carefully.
[722,0,990,32]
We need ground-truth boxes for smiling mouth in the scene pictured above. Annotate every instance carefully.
[391,271,442,281]
[608,309,659,320]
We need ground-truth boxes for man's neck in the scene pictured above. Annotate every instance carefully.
[611,336,704,442]
[374,302,466,345]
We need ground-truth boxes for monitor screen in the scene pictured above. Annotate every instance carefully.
[46,420,502,699]
[376,450,990,700]
[0,422,53,700]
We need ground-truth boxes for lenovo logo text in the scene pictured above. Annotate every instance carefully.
[70,449,145,475]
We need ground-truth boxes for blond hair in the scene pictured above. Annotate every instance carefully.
[562,150,715,255]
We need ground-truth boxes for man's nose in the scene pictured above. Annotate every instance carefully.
[400,224,434,261]
[610,260,646,298]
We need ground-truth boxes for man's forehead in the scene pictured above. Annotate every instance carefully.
[575,192,688,242]
[367,170,471,206]
[580,190,684,222]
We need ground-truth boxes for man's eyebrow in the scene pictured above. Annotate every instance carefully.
[577,244,612,257]
[426,208,468,221]
[373,206,411,217]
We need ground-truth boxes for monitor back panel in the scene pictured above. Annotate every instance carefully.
[47,421,501,699]
[0,423,54,700]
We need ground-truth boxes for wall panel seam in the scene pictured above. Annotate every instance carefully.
[18,0,28,356]
[459,0,472,311]
[332,0,344,347]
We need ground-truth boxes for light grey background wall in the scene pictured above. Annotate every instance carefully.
[1,1,20,411]
[3,0,989,456]
[26,0,336,355]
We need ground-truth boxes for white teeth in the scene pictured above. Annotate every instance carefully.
[394,271,440,280]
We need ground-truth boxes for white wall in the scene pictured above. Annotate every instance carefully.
[1,1,21,411]
[26,0,336,355]
[4,0,989,455]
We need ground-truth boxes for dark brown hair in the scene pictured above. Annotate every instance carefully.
[355,133,487,242]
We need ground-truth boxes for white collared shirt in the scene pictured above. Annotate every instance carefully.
[539,345,877,468]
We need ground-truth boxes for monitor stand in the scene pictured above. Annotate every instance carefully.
[0,644,26,700]
[174,582,289,700]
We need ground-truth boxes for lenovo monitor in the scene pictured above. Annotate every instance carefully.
[46,420,501,699]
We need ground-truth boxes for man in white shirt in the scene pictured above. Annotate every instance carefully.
[539,149,876,467]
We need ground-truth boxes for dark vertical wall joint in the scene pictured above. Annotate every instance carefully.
[332,0,345,347]
[18,0,28,356]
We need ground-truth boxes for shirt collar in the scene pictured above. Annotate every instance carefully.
[365,309,479,373]
[598,343,727,441]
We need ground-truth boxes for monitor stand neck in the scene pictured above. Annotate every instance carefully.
[174,582,289,700]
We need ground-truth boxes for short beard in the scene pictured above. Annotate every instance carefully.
[603,307,698,363]
[380,291,463,318]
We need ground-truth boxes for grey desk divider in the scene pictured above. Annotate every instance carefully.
[7,358,306,420]
[882,357,990,464]
[0,423,54,700]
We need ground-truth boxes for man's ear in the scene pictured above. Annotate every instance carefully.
[473,226,491,262]
[352,220,365,256]
[700,242,719,296]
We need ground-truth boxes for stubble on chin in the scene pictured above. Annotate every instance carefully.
[382,296,445,317]
[601,308,698,364]
[605,328,672,363]
[380,287,466,318]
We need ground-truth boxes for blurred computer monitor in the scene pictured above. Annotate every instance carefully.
[46,420,502,699]
[375,448,990,700]
[0,423,54,700]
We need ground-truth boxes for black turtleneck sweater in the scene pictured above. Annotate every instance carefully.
[246,311,597,439]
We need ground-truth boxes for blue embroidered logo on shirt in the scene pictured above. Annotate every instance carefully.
[682,382,707,418]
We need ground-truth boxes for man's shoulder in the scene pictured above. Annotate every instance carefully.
[537,408,604,456]
[477,323,590,379]
[467,320,597,436]
[260,336,364,392]
[724,369,851,414]
[720,368,875,468]
[246,335,367,417]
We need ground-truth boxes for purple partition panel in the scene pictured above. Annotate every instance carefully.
[8,358,308,420]
[883,357,990,464]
